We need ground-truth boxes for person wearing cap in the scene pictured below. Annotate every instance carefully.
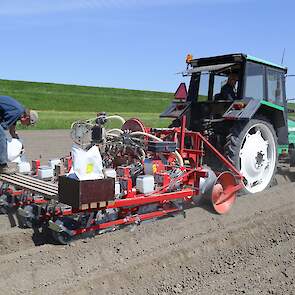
[0,96,38,174]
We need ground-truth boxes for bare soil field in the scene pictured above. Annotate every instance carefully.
[0,130,294,295]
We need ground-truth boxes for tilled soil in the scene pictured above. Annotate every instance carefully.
[0,130,294,295]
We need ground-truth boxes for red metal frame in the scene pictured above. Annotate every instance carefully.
[60,116,243,235]
[0,115,244,241]
[74,207,179,235]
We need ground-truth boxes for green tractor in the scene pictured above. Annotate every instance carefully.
[161,53,295,194]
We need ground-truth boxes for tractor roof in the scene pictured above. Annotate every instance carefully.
[190,53,287,72]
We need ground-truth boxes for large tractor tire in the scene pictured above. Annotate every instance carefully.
[225,118,278,194]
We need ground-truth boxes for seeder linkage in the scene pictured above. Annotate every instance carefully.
[0,115,244,244]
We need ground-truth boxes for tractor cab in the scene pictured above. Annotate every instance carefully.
[162,53,288,145]
[162,53,294,194]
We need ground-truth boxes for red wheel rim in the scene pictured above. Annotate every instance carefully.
[211,172,237,214]
[122,118,146,133]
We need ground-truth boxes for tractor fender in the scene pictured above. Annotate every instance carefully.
[223,98,287,141]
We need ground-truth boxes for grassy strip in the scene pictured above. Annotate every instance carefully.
[0,79,173,130]
[17,111,172,130]
[0,79,173,113]
[2,79,294,130]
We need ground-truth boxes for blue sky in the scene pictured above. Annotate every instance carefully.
[0,0,295,97]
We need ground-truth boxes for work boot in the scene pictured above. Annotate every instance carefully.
[0,164,17,174]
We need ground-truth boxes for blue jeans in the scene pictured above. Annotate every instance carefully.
[0,125,8,165]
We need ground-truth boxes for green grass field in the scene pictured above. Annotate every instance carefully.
[0,79,173,129]
[34,111,170,130]
[0,79,294,130]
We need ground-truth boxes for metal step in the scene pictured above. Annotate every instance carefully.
[0,173,58,198]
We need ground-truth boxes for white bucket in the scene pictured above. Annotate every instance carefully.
[7,138,23,162]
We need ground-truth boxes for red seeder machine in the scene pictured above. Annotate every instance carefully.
[0,113,243,244]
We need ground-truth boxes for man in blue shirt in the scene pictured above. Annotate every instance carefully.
[0,96,38,174]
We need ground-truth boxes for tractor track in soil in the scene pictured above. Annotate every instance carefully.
[0,130,294,295]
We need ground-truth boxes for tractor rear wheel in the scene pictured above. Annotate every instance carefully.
[225,118,278,194]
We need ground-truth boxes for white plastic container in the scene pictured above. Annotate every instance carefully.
[38,166,54,179]
[48,159,61,169]
[136,175,155,194]
[103,168,117,179]
[7,138,23,162]
[18,161,31,174]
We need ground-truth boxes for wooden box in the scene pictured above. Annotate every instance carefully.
[58,176,115,210]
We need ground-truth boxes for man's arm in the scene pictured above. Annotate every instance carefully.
[9,124,19,139]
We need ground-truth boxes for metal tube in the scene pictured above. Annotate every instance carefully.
[106,115,126,125]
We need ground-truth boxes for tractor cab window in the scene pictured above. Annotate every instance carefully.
[198,73,209,101]
[213,73,240,100]
[197,72,241,101]
[267,69,284,105]
[213,75,228,98]
[245,62,264,100]
[194,63,242,102]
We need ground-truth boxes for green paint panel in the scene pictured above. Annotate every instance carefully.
[288,119,295,130]
[278,144,288,155]
[246,55,287,71]
[288,119,295,145]
[260,100,284,111]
